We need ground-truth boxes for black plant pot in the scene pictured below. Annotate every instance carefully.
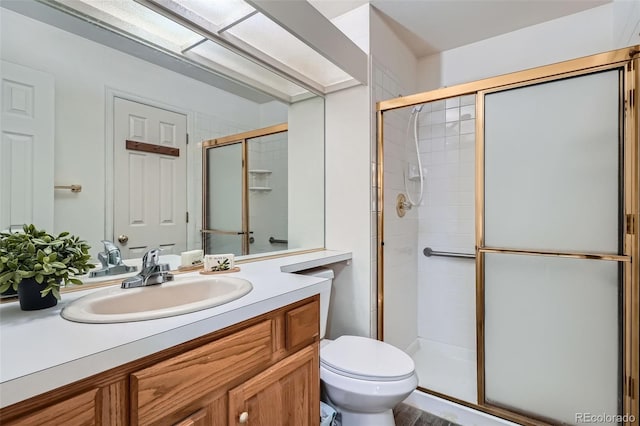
[17,278,58,311]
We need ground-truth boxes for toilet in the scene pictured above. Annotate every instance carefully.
[302,268,418,426]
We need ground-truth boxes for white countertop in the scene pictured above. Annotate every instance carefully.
[0,249,351,408]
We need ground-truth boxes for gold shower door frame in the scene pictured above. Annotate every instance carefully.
[201,123,287,255]
[376,46,639,426]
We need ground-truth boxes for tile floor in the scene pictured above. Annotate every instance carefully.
[393,403,462,426]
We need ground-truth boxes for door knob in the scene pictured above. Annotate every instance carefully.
[118,234,129,244]
[239,411,249,423]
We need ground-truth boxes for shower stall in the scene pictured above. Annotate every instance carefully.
[377,46,639,425]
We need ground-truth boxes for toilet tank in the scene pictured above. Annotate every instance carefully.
[298,267,333,339]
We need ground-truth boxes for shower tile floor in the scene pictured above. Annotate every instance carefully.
[394,403,463,426]
[409,338,477,404]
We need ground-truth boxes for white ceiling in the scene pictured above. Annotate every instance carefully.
[312,0,612,58]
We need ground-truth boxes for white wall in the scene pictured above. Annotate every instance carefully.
[331,4,371,55]
[288,96,325,251]
[323,4,373,338]
[325,84,371,338]
[1,8,263,258]
[370,8,418,97]
[417,3,619,91]
[613,0,640,47]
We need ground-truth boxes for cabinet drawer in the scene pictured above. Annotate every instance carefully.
[131,319,274,425]
[285,299,319,351]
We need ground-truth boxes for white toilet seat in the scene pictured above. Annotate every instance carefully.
[320,363,418,399]
[320,336,416,381]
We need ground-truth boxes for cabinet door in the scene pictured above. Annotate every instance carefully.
[2,380,127,426]
[4,389,99,426]
[228,345,319,426]
[173,409,207,426]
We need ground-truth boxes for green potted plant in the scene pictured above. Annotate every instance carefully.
[0,224,94,310]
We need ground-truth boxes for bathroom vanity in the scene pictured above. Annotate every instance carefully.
[0,251,351,425]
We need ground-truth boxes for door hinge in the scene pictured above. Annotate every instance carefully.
[628,376,635,399]
[626,214,636,235]
[186,211,189,223]
[630,89,635,107]
[186,133,189,145]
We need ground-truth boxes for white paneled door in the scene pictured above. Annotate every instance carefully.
[113,97,187,258]
[0,60,54,232]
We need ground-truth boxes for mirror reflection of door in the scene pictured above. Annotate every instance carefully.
[0,61,54,232]
[113,97,187,258]
[204,142,245,255]
[203,124,287,256]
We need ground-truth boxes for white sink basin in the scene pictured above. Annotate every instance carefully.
[61,275,253,323]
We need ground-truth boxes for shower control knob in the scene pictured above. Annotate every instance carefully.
[239,411,249,423]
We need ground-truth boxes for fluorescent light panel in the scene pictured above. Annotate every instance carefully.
[73,0,202,48]
[190,41,309,97]
[69,0,341,96]
[226,12,353,87]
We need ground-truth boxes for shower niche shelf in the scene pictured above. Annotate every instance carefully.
[249,170,272,191]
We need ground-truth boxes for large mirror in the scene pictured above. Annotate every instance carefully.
[0,0,325,272]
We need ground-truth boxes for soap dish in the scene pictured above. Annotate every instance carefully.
[177,263,203,273]
[200,267,241,275]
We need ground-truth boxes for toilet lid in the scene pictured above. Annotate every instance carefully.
[320,336,415,381]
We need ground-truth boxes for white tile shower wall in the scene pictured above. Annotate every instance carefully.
[374,57,419,350]
[417,95,476,350]
[248,135,288,254]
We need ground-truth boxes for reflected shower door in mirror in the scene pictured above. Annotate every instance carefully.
[203,124,288,256]
[204,142,245,255]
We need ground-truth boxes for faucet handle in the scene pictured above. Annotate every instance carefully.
[100,240,122,265]
[97,251,109,268]
[142,248,162,268]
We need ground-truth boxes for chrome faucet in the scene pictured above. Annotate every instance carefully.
[89,240,137,278]
[121,248,173,289]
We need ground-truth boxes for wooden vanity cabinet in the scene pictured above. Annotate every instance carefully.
[0,296,320,426]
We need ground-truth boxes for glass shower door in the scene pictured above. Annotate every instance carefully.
[481,69,625,424]
[381,94,478,404]
[203,142,245,255]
